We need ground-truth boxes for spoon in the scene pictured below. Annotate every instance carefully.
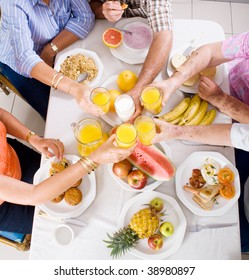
[77,72,88,83]
[116,28,133,35]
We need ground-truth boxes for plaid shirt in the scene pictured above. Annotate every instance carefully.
[97,0,173,33]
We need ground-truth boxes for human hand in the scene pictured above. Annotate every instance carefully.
[89,134,136,164]
[73,84,104,116]
[102,1,124,22]
[126,87,143,122]
[152,118,178,144]
[198,75,224,105]
[29,135,64,160]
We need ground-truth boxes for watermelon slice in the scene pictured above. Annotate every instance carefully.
[128,141,175,181]
[102,28,123,48]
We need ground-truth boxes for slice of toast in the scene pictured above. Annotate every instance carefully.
[192,195,216,211]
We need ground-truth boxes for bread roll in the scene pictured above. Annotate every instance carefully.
[51,192,65,203]
[64,187,83,206]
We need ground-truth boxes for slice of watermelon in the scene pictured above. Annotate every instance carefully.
[102,28,123,48]
[128,141,175,181]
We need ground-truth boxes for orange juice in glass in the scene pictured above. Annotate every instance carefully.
[134,115,156,145]
[91,87,110,113]
[116,123,137,148]
[140,86,162,115]
[74,119,103,156]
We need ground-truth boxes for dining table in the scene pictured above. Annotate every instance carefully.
[29,19,241,260]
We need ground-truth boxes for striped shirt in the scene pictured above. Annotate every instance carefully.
[0,0,95,77]
[96,0,173,33]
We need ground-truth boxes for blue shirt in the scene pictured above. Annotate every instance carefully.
[0,0,95,77]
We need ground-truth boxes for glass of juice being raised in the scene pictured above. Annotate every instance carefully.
[73,118,103,156]
[140,86,162,115]
[91,87,110,113]
[116,123,137,148]
[134,115,156,145]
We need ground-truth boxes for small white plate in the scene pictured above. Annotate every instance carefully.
[54,48,104,87]
[34,155,96,218]
[54,224,74,246]
[117,191,186,259]
[110,17,151,64]
[166,45,224,93]
[108,142,172,192]
[175,151,240,216]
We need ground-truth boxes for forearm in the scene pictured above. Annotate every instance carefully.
[0,162,88,205]
[0,108,30,141]
[208,92,249,123]
[136,31,172,90]
[50,30,79,54]
[170,42,228,88]
[89,0,105,18]
[173,124,233,146]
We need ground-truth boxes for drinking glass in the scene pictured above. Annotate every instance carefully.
[114,94,135,122]
[116,123,137,148]
[134,115,156,145]
[91,87,110,113]
[140,86,162,115]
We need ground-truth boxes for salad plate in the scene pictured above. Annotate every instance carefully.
[117,191,186,259]
[34,155,96,218]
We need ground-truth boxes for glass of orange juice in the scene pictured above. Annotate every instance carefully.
[91,87,110,113]
[116,123,137,148]
[140,86,162,115]
[73,118,103,156]
[134,115,156,145]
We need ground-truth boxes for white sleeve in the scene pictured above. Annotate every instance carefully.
[230,123,249,151]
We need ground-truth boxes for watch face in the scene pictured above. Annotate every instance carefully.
[51,43,58,53]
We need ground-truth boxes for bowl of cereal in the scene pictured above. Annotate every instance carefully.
[54,48,104,87]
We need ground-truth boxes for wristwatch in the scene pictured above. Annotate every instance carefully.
[50,42,59,54]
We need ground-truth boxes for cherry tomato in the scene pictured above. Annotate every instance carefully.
[218,168,234,184]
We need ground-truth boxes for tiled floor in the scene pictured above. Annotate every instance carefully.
[1,0,249,260]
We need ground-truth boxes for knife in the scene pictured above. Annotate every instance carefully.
[182,33,203,57]
[37,210,87,227]
[187,222,237,232]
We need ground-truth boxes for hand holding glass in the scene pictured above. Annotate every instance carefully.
[91,87,110,113]
[140,86,162,115]
[134,115,156,145]
[116,123,137,148]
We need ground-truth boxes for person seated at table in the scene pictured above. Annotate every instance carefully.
[0,107,135,234]
[152,118,249,254]
[89,0,173,121]
[0,0,101,120]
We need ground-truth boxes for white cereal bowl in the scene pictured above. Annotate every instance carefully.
[54,224,74,246]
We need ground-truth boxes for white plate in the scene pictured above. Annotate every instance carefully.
[110,17,151,64]
[34,155,96,218]
[166,45,224,93]
[108,142,172,192]
[175,151,240,216]
[117,191,186,259]
[54,48,104,87]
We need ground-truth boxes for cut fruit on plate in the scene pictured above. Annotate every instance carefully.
[102,28,123,48]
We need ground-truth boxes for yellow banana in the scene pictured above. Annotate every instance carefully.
[199,109,217,125]
[185,100,208,126]
[178,94,201,125]
[169,114,183,125]
[159,97,191,122]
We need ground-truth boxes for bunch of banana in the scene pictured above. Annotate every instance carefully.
[159,94,217,126]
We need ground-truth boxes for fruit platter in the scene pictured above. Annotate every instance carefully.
[108,141,174,192]
[175,151,240,216]
[104,191,186,259]
[33,155,96,218]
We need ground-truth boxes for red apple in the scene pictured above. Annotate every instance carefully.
[127,169,147,189]
[150,197,164,212]
[112,160,133,179]
[159,221,174,237]
[148,234,164,250]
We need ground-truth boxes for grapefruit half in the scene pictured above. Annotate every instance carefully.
[102,28,123,48]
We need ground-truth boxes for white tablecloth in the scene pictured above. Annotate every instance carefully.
[29,19,241,260]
